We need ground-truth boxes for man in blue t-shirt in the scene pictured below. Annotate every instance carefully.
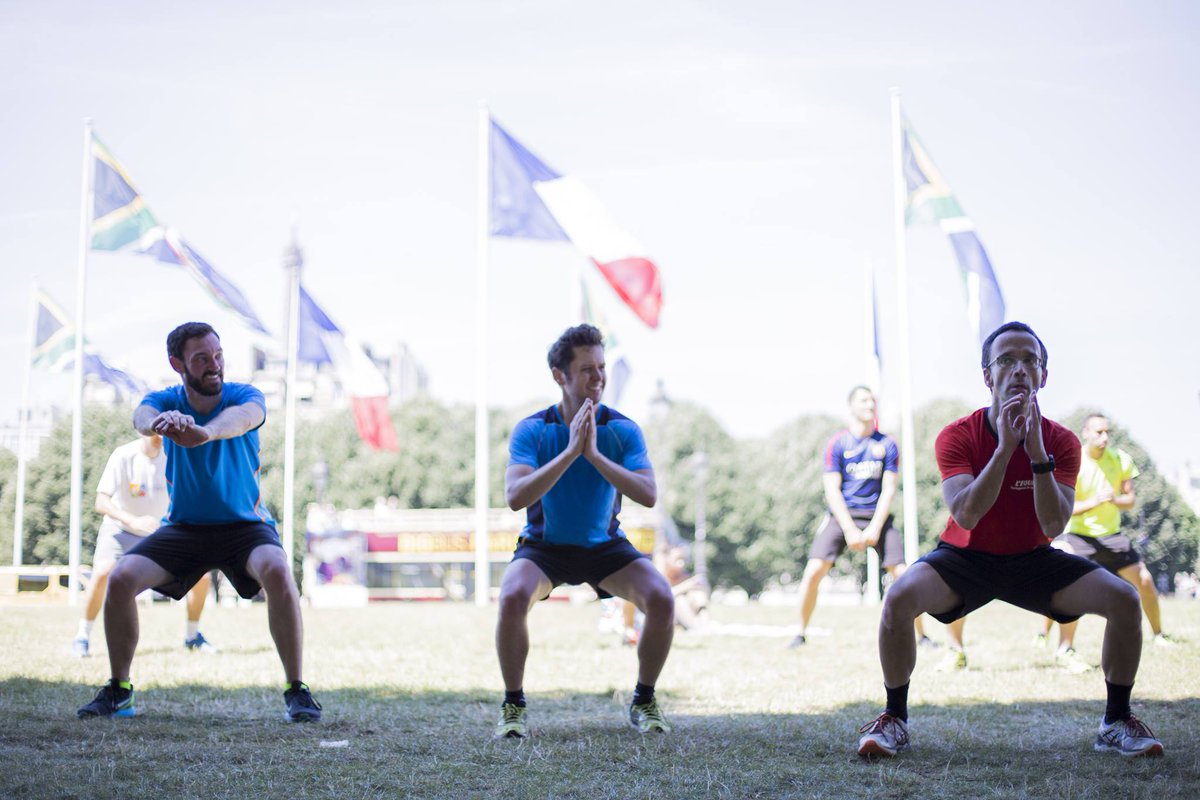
[77,322,321,723]
[789,386,928,648]
[494,324,674,739]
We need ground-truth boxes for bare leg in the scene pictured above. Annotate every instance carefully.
[82,561,116,623]
[245,545,304,682]
[1051,569,1142,684]
[601,559,676,686]
[878,563,960,687]
[1120,563,1163,636]
[945,617,965,651]
[1056,619,1080,652]
[185,572,211,623]
[103,555,172,681]
[797,559,833,635]
[496,560,553,692]
[886,564,926,640]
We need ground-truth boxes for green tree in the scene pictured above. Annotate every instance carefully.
[0,406,137,565]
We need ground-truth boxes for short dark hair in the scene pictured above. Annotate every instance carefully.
[547,324,604,372]
[167,322,218,360]
[847,385,873,404]
[980,321,1047,369]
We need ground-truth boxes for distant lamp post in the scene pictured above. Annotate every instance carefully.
[691,449,708,581]
[311,459,329,505]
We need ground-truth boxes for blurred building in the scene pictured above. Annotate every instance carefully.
[1168,463,1200,517]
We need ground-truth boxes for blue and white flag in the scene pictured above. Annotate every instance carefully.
[903,116,1005,344]
[31,289,148,399]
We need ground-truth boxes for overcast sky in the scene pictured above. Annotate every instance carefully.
[1,1,1197,472]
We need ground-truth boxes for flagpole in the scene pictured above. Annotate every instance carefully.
[68,118,95,605]
[891,89,920,566]
[12,283,38,566]
[282,233,302,581]
[474,101,491,607]
[863,257,881,605]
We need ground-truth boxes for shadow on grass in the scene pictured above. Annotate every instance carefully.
[2,679,1196,800]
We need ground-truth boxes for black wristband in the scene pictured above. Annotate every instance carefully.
[1030,455,1056,474]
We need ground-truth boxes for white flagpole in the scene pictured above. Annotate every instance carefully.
[282,233,302,577]
[68,118,95,606]
[891,89,920,566]
[474,101,491,606]
[12,283,38,566]
[863,257,880,605]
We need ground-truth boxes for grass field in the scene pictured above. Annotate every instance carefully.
[1,596,1197,799]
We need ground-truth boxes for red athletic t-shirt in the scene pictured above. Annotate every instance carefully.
[935,408,1080,554]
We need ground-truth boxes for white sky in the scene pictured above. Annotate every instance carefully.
[1,1,1197,471]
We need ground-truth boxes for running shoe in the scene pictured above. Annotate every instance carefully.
[184,632,219,653]
[935,648,967,672]
[1055,647,1093,674]
[1094,715,1164,757]
[71,637,90,658]
[283,683,322,722]
[629,698,671,733]
[494,703,528,738]
[1032,632,1048,648]
[77,680,136,719]
[787,634,807,649]
[917,635,940,649]
[1153,633,1178,647]
[857,712,910,757]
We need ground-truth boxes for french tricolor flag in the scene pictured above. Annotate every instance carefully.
[297,285,399,452]
[488,118,663,329]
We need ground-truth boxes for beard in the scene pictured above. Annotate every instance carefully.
[185,369,223,397]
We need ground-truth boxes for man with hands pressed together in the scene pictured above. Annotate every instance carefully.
[77,322,321,723]
[494,324,674,738]
[790,386,929,649]
[857,322,1162,759]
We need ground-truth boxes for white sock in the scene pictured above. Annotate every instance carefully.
[186,621,200,640]
[77,620,94,640]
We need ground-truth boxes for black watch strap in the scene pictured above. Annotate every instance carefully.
[1030,455,1056,474]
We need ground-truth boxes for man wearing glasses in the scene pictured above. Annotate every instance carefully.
[857,322,1163,759]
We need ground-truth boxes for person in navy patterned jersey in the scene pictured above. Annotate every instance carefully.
[76,322,321,723]
[493,324,675,738]
[789,386,928,648]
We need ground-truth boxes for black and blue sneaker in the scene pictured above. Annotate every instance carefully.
[184,632,219,653]
[77,680,136,719]
[284,682,322,722]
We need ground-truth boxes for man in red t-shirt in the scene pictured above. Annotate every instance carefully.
[857,322,1163,759]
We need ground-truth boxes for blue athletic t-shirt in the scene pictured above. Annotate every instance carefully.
[823,429,899,511]
[140,382,274,525]
[508,404,652,548]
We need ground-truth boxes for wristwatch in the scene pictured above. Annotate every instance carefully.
[1030,455,1056,474]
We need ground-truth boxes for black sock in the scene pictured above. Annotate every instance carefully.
[885,683,909,722]
[1104,680,1133,725]
[504,689,526,708]
[633,682,655,706]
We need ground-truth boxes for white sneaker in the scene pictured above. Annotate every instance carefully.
[1054,647,1093,674]
[1094,715,1164,757]
[857,712,910,757]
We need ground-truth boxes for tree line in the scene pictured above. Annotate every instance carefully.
[2,398,1196,594]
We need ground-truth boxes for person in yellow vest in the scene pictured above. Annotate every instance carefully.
[1037,414,1173,664]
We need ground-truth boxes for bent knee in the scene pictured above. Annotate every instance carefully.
[498,587,536,617]
[106,564,147,598]
[255,559,295,592]
[641,585,676,619]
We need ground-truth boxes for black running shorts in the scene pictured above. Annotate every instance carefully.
[126,520,282,600]
[511,537,648,599]
[808,509,905,567]
[1051,532,1142,574]
[918,541,1101,624]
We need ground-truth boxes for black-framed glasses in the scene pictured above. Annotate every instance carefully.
[986,355,1042,371]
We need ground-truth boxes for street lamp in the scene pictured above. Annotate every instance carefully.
[691,449,708,581]
[311,459,329,505]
